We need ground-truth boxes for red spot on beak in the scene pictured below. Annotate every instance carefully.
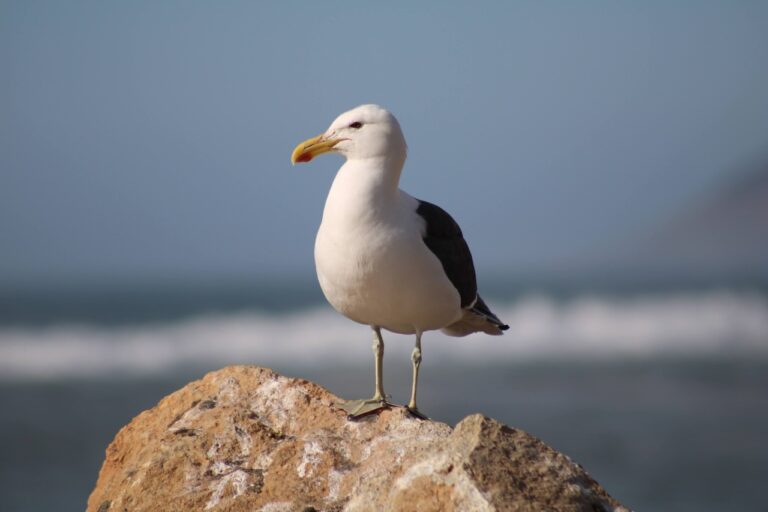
[296,152,313,163]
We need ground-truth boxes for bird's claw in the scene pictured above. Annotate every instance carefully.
[406,406,429,421]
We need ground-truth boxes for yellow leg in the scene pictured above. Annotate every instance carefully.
[407,332,428,419]
[372,325,385,400]
[339,326,392,418]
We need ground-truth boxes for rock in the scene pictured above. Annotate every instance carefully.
[87,366,629,512]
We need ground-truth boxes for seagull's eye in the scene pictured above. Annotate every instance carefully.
[349,122,363,129]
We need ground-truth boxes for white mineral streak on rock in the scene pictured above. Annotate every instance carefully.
[391,453,450,489]
[326,468,344,502]
[204,481,226,510]
[250,376,306,432]
[205,460,259,510]
[230,470,250,496]
[234,424,252,457]
[296,439,323,478]
[342,420,373,461]
[254,452,273,470]
[378,419,445,464]
[202,420,260,508]
[216,376,241,404]
[256,502,294,512]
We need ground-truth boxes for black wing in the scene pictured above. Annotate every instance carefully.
[415,200,477,308]
[472,295,509,330]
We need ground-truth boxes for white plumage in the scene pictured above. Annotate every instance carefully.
[315,159,462,335]
[291,104,507,417]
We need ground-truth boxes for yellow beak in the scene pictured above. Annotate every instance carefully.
[291,133,342,164]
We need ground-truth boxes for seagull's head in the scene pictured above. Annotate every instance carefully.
[291,104,407,165]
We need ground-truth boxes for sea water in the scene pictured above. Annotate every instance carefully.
[1,282,767,511]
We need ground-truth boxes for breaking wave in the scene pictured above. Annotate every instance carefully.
[1,291,767,379]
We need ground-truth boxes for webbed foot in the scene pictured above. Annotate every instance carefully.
[338,397,393,419]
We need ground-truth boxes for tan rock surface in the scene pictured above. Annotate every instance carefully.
[87,365,629,512]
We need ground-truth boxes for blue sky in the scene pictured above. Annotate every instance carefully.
[2,1,768,286]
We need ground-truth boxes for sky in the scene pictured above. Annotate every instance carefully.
[2,1,768,288]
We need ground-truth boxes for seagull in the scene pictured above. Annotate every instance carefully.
[291,104,508,418]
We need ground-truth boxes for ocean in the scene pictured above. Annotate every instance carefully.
[1,282,767,511]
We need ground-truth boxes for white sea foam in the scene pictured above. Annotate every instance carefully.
[1,291,766,379]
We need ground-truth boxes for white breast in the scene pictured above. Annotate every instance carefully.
[314,163,462,335]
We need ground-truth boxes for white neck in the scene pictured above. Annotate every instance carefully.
[321,155,406,227]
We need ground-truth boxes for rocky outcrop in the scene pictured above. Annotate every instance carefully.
[87,366,628,512]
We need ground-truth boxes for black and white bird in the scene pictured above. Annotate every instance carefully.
[291,104,508,418]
